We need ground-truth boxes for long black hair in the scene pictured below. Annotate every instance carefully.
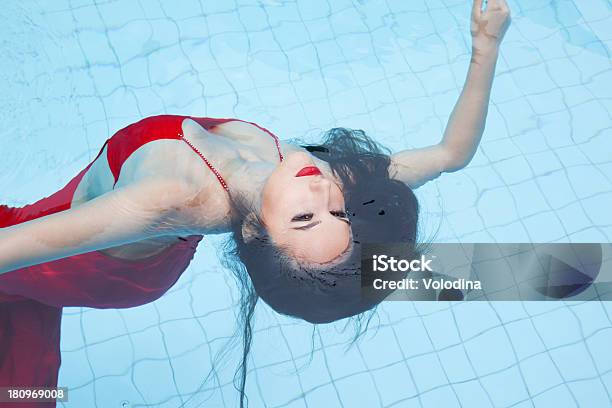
[221,127,420,407]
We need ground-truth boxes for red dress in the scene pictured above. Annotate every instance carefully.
[0,115,282,407]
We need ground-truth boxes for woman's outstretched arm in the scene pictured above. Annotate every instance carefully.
[0,178,194,275]
[390,0,511,189]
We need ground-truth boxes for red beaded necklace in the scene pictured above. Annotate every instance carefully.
[178,128,284,192]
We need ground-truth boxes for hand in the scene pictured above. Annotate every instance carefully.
[471,0,511,53]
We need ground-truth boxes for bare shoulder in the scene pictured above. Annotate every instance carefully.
[114,176,217,235]
[134,177,197,208]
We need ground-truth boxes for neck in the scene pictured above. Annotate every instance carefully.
[222,141,305,214]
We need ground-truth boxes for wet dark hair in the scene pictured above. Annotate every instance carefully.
[221,128,420,407]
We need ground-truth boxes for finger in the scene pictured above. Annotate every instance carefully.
[486,0,507,12]
[472,0,484,16]
[497,0,510,13]
[487,0,510,16]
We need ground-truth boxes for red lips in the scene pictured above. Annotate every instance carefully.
[296,166,322,177]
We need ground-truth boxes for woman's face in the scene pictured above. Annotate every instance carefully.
[261,151,351,263]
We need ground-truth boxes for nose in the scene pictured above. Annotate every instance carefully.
[309,176,331,192]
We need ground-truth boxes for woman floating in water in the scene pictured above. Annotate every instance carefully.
[0,0,510,406]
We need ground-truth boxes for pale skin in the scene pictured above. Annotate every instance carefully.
[0,0,510,275]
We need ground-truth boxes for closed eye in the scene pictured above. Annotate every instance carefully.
[331,210,351,225]
[291,211,349,225]
[291,213,313,222]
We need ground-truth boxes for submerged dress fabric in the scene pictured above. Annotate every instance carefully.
[0,115,278,407]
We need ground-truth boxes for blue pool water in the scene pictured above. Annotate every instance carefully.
[1,0,611,407]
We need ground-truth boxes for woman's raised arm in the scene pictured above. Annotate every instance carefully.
[0,178,194,275]
[390,0,511,189]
